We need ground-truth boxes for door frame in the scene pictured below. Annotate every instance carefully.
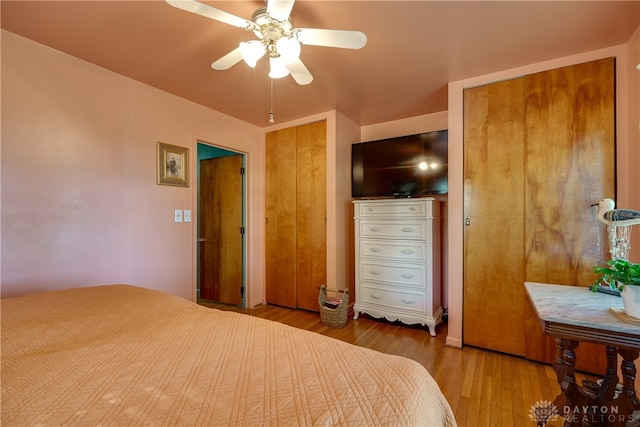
[196,141,247,307]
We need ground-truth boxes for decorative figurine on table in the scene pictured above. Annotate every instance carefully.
[596,198,640,261]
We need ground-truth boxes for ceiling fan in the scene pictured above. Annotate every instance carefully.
[166,0,367,85]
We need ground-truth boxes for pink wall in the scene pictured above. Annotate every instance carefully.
[334,112,361,295]
[1,30,359,306]
[624,25,640,257]
[1,31,264,301]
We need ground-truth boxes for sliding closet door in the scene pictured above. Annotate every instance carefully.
[524,58,615,287]
[295,120,327,311]
[265,127,298,308]
[265,120,327,310]
[463,58,615,365]
[463,77,527,355]
[523,58,615,365]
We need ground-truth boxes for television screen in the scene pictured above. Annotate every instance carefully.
[352,130,448,198]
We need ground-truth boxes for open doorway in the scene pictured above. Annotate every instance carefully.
[197,142,246,307]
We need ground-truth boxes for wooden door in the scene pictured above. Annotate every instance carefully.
[199,155,243,305]
[295,120,327,311]
[463,58,615,367]
[463,77,527,355]
[265,127,298,308]
[523,58,615,369]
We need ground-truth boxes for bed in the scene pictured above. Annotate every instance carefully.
[2,284,456,426]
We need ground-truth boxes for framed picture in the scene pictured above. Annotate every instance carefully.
[157,142,189,187]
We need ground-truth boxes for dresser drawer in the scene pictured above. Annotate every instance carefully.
[359,240,427,262]
[359,260,426,288]
[356,200,434,218]
[359,284,426,314]
[359,219,427,240]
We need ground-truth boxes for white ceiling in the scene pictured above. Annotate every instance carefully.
[2,1,638,127]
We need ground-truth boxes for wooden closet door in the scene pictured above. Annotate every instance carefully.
[265,120,327,311]
[524,58,615,288]
[523,58,615,368]
[295,120,327,311]
[463,77,527,355]
[463,58,615,367]
[265,127,297,308]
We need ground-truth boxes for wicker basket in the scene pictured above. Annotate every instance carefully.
[318,285,349,328]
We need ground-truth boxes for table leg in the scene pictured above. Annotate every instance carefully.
[617,349,640,424]
[554,338,566,383]
[579,347,619,426]
[560,339,579,402]
[579,348,639,426]
[558,339,589,426]
[591,346,620,402]
[603,346,620,402]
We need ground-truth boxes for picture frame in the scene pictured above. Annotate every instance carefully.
[157,142,189,187]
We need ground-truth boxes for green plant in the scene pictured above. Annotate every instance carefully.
[591,259,640,292]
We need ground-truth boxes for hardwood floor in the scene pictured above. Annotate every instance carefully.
[199,300,592,426]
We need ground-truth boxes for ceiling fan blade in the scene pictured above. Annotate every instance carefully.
[211,47,244,70]
[166,0,253,29]
[267,0,296,22]
[287,58,313,85]
[297,28,367,49]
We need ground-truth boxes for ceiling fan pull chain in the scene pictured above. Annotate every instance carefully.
[269,79,275,123]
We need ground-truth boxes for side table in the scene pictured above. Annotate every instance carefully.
[525,282,640,426]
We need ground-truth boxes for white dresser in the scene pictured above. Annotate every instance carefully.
[353,198,442,336]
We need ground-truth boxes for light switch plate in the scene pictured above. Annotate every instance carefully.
[184,210,192,223]
[174,209,183,223]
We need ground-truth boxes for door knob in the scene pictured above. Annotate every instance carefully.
[198,238,207,242]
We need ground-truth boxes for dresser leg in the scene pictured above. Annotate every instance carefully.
[425,319,436,337]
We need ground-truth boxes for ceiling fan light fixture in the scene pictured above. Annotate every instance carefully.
[276,36,301,64]
[239,40,265,68]
[167,0,367,86]
[269,57,290,78]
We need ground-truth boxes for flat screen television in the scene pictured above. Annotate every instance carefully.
[352,130,448,198]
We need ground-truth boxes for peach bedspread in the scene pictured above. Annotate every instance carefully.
[2,285,456,426]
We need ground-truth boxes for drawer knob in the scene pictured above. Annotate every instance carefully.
[401,273,413,278]
[409,207,416,211]
[401,227,413,232]
[401,249,413,254]
[370,270,382,275]
[402,299,415,304]
[367,207,374,212]
[369,247,382,253]
[371,293,382,299]
[369,226,382,232]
